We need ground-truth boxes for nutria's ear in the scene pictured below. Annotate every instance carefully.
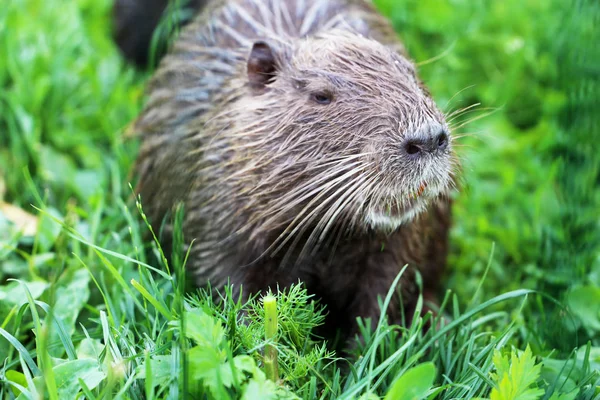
[247,41,279,91]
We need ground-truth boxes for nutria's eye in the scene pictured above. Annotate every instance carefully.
[311,92,332,105]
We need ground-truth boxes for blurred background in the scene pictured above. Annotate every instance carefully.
[0,0,598,368]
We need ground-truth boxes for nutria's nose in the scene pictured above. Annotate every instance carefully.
[403,128,449,156]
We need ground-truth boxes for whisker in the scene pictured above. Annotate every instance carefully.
[256,160,371,226]
[442,85,477,112]
[416,40,456,67]
[446,102,481,118]
[245,161,374,263]
[322,173,380,259]
[450,109,499,130]
[290,174,371,264]
[302,172,377,258]
[269,165,372,254]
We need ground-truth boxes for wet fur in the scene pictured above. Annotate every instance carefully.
[122,0,456,338]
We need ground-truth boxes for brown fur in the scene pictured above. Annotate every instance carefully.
[121,0,457,339]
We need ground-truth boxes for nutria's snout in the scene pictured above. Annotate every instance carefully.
[401,122,452,188]
[365,120,453,232]
[403,124,450,157]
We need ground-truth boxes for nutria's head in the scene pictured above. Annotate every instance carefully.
[202,29,455,253]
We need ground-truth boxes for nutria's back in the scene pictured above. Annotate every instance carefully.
[121,0,455,339]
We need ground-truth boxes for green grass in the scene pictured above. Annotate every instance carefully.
[1,0,599,398]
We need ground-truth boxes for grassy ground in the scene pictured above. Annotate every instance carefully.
[0,0,599,398]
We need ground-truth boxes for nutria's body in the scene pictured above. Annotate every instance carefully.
[119,0,455,336]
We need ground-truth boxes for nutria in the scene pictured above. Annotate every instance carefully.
[118,0,456,338]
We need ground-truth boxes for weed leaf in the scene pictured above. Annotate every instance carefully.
[384,362,436,400]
